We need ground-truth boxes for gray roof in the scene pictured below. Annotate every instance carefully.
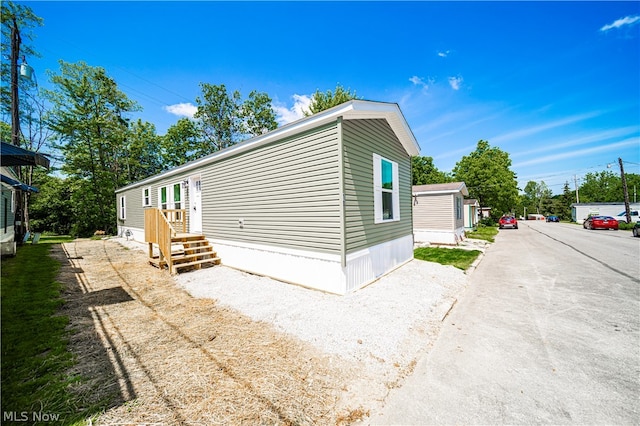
[412,182,468,196]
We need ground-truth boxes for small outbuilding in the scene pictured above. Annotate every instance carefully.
[115,100,420,295]
[412,182,468,245]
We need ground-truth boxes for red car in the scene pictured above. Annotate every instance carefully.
[583,216,619,230]
[499,215,518,229]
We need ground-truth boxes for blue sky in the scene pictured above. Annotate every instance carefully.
[19,1,640,194]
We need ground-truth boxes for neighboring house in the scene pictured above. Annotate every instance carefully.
[571,202,640,224]
[115,100,420,295]
[412,182,468,245]
[1,142,50,256]
[479,206,492,218]
[463,198,480,231]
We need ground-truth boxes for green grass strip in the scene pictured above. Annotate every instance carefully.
[1,242,93,425]
[414,247,482,270]
[465,225,498,242]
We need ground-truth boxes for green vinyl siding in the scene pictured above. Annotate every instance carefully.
[200,123,342,254]
[342,119,412,253]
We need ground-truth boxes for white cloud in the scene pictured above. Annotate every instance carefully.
[164,102,197,118]
[448,76,463,90]
[274,94,311,126]
[513,137,639,168]
[437,50,450,57]
[409,75,433,91]
[600,15,640,32]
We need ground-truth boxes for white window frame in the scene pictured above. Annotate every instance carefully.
[119,195,126,220]
[142,186,152,207]
[158,183,183,210]
[456,196,463,220]
[373,153,400,224]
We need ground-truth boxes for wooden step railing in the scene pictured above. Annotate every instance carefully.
[145,208,186,274]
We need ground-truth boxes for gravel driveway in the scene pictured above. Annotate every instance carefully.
[116,237,473,417]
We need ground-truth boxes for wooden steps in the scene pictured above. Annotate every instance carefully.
[149,233,220,274]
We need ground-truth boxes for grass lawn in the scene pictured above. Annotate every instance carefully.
[1,238,101,425]
[414,247,482,270]
[465,225,499,242]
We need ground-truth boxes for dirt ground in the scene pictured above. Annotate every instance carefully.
[54,239,372,425]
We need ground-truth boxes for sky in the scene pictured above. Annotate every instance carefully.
[14,1,640,195]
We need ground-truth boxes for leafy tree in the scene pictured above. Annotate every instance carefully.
[0,1,42,126]
[304,84,360,116]
[242,90,278,136]
[411,156,451,185]
[452,140,518,220]
[161,117,205,168]
[29,171,73,235]
[44,60,140,236]
[123,119,164,182]
[523,180,552,215]
[578,170,620,203]
[194,83,277,151]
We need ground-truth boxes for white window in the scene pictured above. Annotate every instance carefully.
[119,196,126,220]
[142,186,152,207]
[158,183,183,219]
[456,196,463,220]
[373,153,400,224]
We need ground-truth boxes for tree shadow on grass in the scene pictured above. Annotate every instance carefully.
[51,244,136,423]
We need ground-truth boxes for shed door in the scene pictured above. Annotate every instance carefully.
[189,175,202,234]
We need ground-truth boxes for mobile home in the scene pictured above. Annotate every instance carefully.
[115,100,420,294]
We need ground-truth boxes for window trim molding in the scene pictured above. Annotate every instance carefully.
[119,195,126,220]
[373,153,400,224]
[142,186,152,207]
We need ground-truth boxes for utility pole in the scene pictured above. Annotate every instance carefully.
[619,157,631,224]
[10,16,21,147]
[573,175,580,203]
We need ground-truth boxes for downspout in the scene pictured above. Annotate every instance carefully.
[337,116,346,268]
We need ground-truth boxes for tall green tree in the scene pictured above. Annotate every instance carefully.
[194,83,277,151]
[44,60,140,236]
[0,1,42,127]
[578,170,620,203]
[523,180,552,215]
[161,117,205,168]
[452,140,518,219]
[124,119,163,182]
[304,84,360,116]
[411,156,451,185]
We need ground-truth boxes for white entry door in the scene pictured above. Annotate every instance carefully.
[189,175,202,234]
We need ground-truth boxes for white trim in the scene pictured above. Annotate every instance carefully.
[119,195,126,220]
[211,237,341,262]
[119,227,413,295]
[142,186,152,207]
[373,153,400,224]
[414,228,466,245]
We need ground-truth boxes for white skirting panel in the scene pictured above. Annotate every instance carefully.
[344,234,414,293]
[123,225,414,295]
[211,238,346,294]
[414,227,465,245]
[117,225,145,243]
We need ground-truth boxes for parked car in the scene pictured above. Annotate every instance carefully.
[546,215,559,222]
[633,222,640,238]
[616,210,639,223]
[583,216,619,230]
[499,215,518,229]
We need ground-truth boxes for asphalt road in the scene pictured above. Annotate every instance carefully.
[373,220,640,425]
